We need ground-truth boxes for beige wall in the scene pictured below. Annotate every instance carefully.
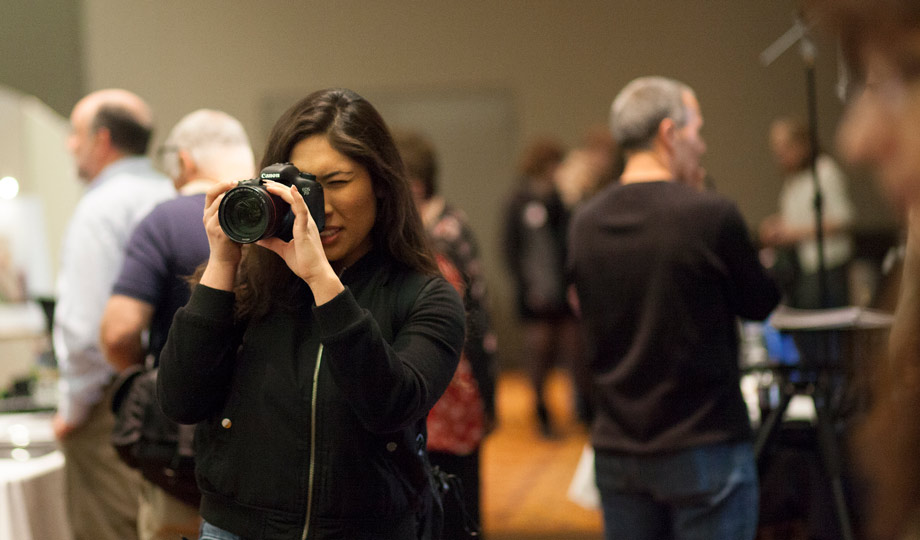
[79,1,885,219]
[77,1,895,217]
[0,0,83,118]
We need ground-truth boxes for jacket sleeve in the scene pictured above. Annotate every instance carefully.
[157,284,241,424]
[463,283,497,422]
[718,202,782,321]
[314,276,465,434]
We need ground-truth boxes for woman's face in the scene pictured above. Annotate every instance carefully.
[837,39,920,211]
[289,134,377,270]
[769,124,809,175]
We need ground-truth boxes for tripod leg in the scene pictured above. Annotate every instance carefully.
[813,391,856,540]
[754,380,794,465]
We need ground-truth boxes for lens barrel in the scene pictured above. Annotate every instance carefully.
[218,184,286,243]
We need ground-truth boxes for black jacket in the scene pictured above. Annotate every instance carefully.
[157,251,465,539]
[502,185,571,319]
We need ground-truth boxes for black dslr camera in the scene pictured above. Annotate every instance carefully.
[218,162,325,243]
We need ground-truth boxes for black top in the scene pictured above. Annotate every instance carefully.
[567,181,780,455]
[157,250,465,539]
[502,185,571,319]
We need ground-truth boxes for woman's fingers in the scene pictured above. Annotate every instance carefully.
[287,185,312,224]
[261,180,289,198]
[205,180,236,209]
[263,182,315,229]
[203,180,236,230]
[255,236,283,255]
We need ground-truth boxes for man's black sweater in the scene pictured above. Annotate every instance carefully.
[567,180,780,455]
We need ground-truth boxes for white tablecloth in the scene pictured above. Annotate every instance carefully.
[0,412,71,540]
[0,451,71,540]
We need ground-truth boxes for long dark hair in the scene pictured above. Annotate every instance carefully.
[236,88,436,319]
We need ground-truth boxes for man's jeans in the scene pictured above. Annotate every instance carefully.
[198,521,242,540]
[594,441,758,540]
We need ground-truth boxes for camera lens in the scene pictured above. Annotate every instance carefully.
[229,197,264,228]
[218,185,282,243]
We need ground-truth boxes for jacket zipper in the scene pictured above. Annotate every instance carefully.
[301,343,324,540]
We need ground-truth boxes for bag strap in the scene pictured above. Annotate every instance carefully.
[432,465,481,537]
[110,363,145,414]
[176,422,196,458]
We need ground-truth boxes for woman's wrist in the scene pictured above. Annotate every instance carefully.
[304,266,345,306]
[200,258,238,291]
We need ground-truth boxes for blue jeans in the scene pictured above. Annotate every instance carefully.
[198,521,243,540]
[594,441,758,540]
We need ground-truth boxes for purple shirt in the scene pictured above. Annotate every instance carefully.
[112,193,209,363]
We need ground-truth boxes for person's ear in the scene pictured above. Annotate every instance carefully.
[93,126,112,150]
[171,149,199,189]
[658,118,677,151]
[177,150,197,178]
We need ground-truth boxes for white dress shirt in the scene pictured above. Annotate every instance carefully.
[779,154,854,273]
[52,157,174,427]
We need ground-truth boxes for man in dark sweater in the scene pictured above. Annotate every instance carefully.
[99,109,254,540]
[567,76,780,540]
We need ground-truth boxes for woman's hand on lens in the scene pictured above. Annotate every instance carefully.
[200,180,242,291]
[257,183,336,289]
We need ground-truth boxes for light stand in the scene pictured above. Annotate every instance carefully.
[760,17,829,308]
[759,16,853,540]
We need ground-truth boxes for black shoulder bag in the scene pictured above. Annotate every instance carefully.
[110,362,200,507]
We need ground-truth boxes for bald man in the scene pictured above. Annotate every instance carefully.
[53,89,175,540]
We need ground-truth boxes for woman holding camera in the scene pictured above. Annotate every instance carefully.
[157,88,465,540]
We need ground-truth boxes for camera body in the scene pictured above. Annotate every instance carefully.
[218,162,325,244]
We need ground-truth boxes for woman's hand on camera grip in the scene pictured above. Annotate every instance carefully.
[200,180,243,291]
[257,183,342,303]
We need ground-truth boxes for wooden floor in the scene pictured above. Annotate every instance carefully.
[479,372,840,540]
[480,369,604,540]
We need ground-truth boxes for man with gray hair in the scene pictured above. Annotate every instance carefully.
[567,76,780,540]
[100,109,254,540]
